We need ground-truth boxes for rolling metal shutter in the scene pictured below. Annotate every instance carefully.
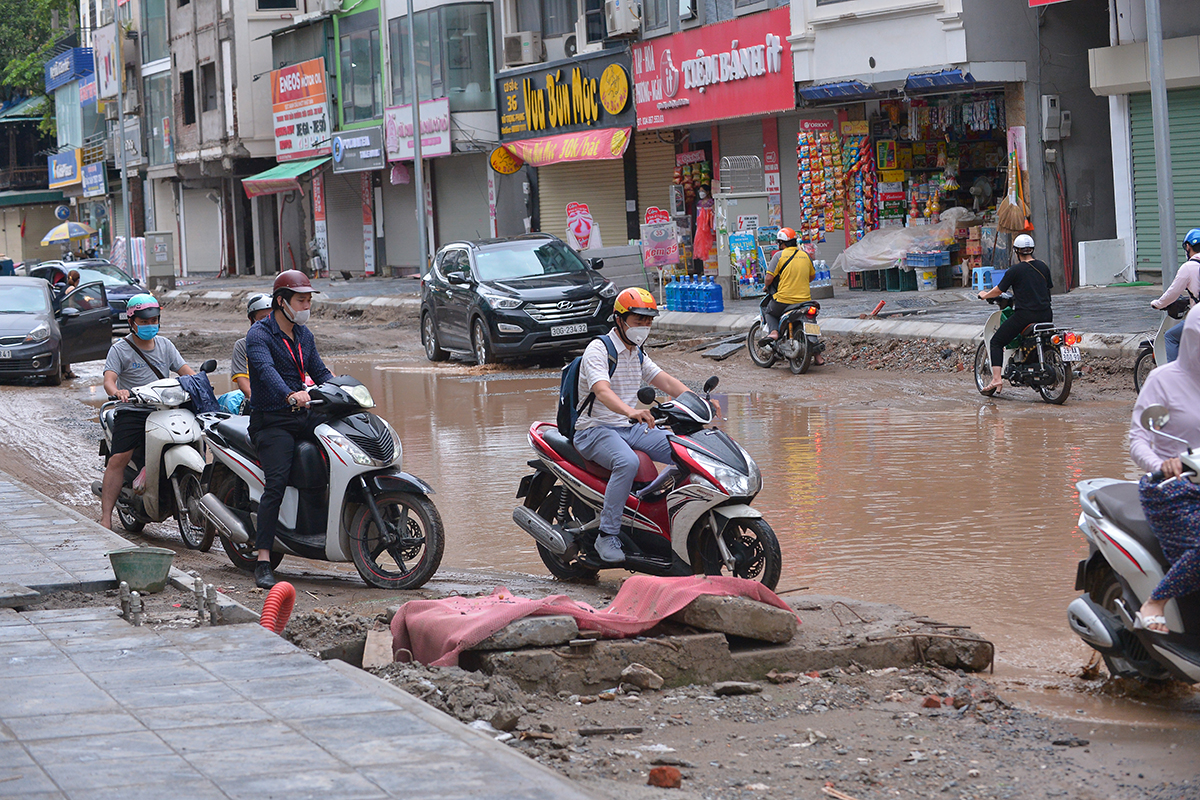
[537,158,626,246]
[635,131,677,220]
[1131,88,1200,275]
[325,170,365,271]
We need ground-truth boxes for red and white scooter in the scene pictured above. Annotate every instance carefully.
[513,377,782,588]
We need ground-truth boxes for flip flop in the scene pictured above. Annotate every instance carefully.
[1134,612,1169,633]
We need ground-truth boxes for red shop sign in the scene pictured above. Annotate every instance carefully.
[633,7,793,131]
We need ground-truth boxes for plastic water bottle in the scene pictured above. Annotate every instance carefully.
[685,277,697,312]
[709,277,724,312]
[677,277,688,312]
[665,277,677,312]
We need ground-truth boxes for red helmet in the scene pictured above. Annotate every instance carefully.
[272,270,318,295]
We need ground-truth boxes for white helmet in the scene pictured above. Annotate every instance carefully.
[1013,234,1035,251]
[246,292,272,320]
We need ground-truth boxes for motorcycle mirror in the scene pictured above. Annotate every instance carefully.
[703,376,719,394]
[1141,405,1170,432]
[636,386,657,406]
[200,359,218,374]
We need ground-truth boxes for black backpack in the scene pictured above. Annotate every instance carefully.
[557,335,643,440]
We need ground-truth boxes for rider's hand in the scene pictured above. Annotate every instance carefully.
[1161,457,1184,479]
[977,291,989,301]
[709,398,723,419]
[628,408,655,428]
[288,390,312,408]
[115,389,130,402]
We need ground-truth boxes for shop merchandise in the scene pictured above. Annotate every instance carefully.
[796,124,843,245]
[841,129,878,243]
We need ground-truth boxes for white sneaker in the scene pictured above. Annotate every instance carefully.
[594,534,625,564]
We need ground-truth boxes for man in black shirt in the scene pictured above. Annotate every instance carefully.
[977,234,1053,395]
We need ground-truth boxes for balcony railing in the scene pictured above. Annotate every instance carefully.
[0,166,49,190]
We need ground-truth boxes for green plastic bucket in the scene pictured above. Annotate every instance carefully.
[108,547,175,593]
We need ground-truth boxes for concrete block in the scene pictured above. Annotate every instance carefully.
[469,615,579,651]
[670,595,797,644]
[0,582,38,607]
[362,629,393,668]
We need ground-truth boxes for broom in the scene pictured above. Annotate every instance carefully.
[996,150,1027,233]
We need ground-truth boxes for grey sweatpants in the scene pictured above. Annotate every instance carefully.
[573,423,673,536]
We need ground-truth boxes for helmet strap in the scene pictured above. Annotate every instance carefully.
[614,315,633,347]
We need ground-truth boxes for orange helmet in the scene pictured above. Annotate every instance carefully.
[613,287,658,317]
[777,227,797,243]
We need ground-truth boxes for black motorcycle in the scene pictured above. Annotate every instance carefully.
[746,294,825,375]
[973,294,1077,404]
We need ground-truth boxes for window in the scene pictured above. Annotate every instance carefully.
[179,0,189,6]
[180,70,196,125]
[643,0,669,29]
[339,10,383,123]
[390,4,494,112]
[141,0,168,63]
[55,83,82,148]
[540,0,573,36]
[64,284,107,313]
[200,63,218,112]
[144,72,174,166]
[258,0,298,8]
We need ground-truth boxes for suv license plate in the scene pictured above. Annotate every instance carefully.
[1061,346,1081,362]
[551,323,587,337]
[0,349,9,359]
[803,322,821,336]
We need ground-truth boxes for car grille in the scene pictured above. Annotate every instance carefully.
[0,358,40,373]
[0,335,25,347]
[346,430,395,464]
[524,297,601,323]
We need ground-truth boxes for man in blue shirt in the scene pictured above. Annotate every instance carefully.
[245,270,333,588]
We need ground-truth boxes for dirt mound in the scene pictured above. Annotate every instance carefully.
[373,661,537,732]
[283,608,376,655]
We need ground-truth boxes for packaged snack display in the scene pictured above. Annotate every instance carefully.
[673,158,712,204]
[841,129,878,244]
[796,122,842,245]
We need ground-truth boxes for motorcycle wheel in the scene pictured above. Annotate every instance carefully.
[349,491,445,590]
[746,321,778,368]
[174,472,213,551]
[788,332,812,375]
[212,473,283,572]
[690,517,782,590]
[1037,348,1072,405]
[973,343,994,394]
[1133,349,1155,394]
[1088,567,1170,682]
[117,505,145,533]
[534,487,599,581]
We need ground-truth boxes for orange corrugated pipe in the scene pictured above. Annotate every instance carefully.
[260,581,295,634]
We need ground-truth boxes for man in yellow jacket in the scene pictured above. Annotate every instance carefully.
[760,228,824,365]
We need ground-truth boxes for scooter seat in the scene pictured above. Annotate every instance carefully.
[542,427,658,484]
[1090,482,1167,566]
[214,416,258,461]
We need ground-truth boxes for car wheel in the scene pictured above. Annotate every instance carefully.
[422,312,448,362]
[45,352,63,386]
[472,318,494,365]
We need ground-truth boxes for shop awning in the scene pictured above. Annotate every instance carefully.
[242,157,330,198]
[502,128,631,168]
[905,69,977,93]
[796,80,878,103]
[0,189,63,208]
[0,96,46,123]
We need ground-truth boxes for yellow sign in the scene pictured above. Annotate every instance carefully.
[879,169,905,183]
[840,120,869,136]
[599,64,629,116]
[489,146,524,175]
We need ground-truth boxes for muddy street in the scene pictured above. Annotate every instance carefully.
[1,299,1197,797]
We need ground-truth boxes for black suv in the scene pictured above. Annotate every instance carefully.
[420,234,616,364]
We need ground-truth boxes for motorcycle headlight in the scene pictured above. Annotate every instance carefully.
[599,281,617,298]
[688,450,756,497]
[324,433,376,466]
[158,386,189,407]
[386,421,404,467]
[24,323,49,344]
[346,384,376,408]
[479,289,523,310]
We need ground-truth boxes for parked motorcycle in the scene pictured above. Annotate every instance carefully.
[513,376,782,588]
[195,376,444,590]
[91,359,219,550]
[746,295,825,375]
[973,294,1077,404]
[1067,405,1200,683]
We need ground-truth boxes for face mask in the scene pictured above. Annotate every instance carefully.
[624,324,651,347]
[134,324,158,341]
[698,191,708,199]
[282,302,311,326]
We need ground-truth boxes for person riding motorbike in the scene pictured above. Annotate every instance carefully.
[219,293,273,414]
[244,270,333,588]
[1150,227,1200,363]
[99,293,196,529]
[1129,305,1200,633]
[571,288,693,564]
[976,234,1053,396]
[759,228,823,366]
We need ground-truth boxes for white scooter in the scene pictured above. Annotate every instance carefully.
[1134,294,1194,393]
[195,376,445,590]
[1067,405,1200,683]
[91,359,218,550]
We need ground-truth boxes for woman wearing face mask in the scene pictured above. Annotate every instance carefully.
[244,270,334,588]
[692,184,715,276]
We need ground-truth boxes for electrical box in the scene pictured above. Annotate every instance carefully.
[1059,110,1072,139]
[605,0,640,36]
[144,231,175,291]
[1042,94,1062,142]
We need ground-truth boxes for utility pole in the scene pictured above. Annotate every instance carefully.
[1146,0,1177,285]
[405,0,428,274]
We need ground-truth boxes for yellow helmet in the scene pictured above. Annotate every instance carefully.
[613,287,659,317]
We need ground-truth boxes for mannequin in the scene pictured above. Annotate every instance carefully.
[691,184,714,276]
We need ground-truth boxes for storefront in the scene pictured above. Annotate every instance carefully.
[495,49,636,248]
[329,125,385,274]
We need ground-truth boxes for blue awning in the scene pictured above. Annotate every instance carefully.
[797,80,877,102]
[905,69,977,92]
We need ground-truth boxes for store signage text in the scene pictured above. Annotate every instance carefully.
[385,97,452,160]
[332,126,385,173]
[270,58,331,162]
[497,54,634,143]
[82,163,106,198]
[48,151,81,189]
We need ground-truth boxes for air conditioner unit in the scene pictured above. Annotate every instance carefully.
[104,102,119,121]
[604,0,639,36]
[504,31,542,66]
[573,15,604,54]
[123,86,140,114]
[318,0,342,13]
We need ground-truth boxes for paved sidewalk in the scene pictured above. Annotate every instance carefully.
[0,474,598,800]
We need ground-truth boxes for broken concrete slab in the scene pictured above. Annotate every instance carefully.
[362,629,394,669]
[670,594,798,644]
[621,662,664,690]
[468,615,579,651]
[0,582,38,608]
[712,681,762,696]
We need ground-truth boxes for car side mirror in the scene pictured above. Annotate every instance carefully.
[637,386,657,406]
[588,258,604,271]
[200,359,218,374]
[1141,405,1170,432]
[446,271,469,285]
[59,307,80,319]
[703,376,719,394]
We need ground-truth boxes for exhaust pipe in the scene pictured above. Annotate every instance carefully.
[91,480,103,498]
[1067,596,1119,650]
[196,493,251,544]
[512,506,568,555]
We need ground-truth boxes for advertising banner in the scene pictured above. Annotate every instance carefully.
[640,222,679,269]
[384,98,452,160]
[496,51,634,144]
[502,127,630,167]
[79,75,98,107]
[93,25,120,99]
[361,173,375,276]
[632,7,793,130]
[332,126,385,173]
[271,58,331,162]
[48,151,82,189]
[312,172,328,265]
[82,163,107,197]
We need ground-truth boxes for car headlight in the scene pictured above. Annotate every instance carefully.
[599,281,617,298]
[24,323,49,344]
[689,450,756,497]
[479,289,523,310]
[346,384,376,408]
[324,433,376,466]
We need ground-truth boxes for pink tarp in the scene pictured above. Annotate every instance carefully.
[390,575,799,667]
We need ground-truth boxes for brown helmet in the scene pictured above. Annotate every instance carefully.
[272,270,318,295]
